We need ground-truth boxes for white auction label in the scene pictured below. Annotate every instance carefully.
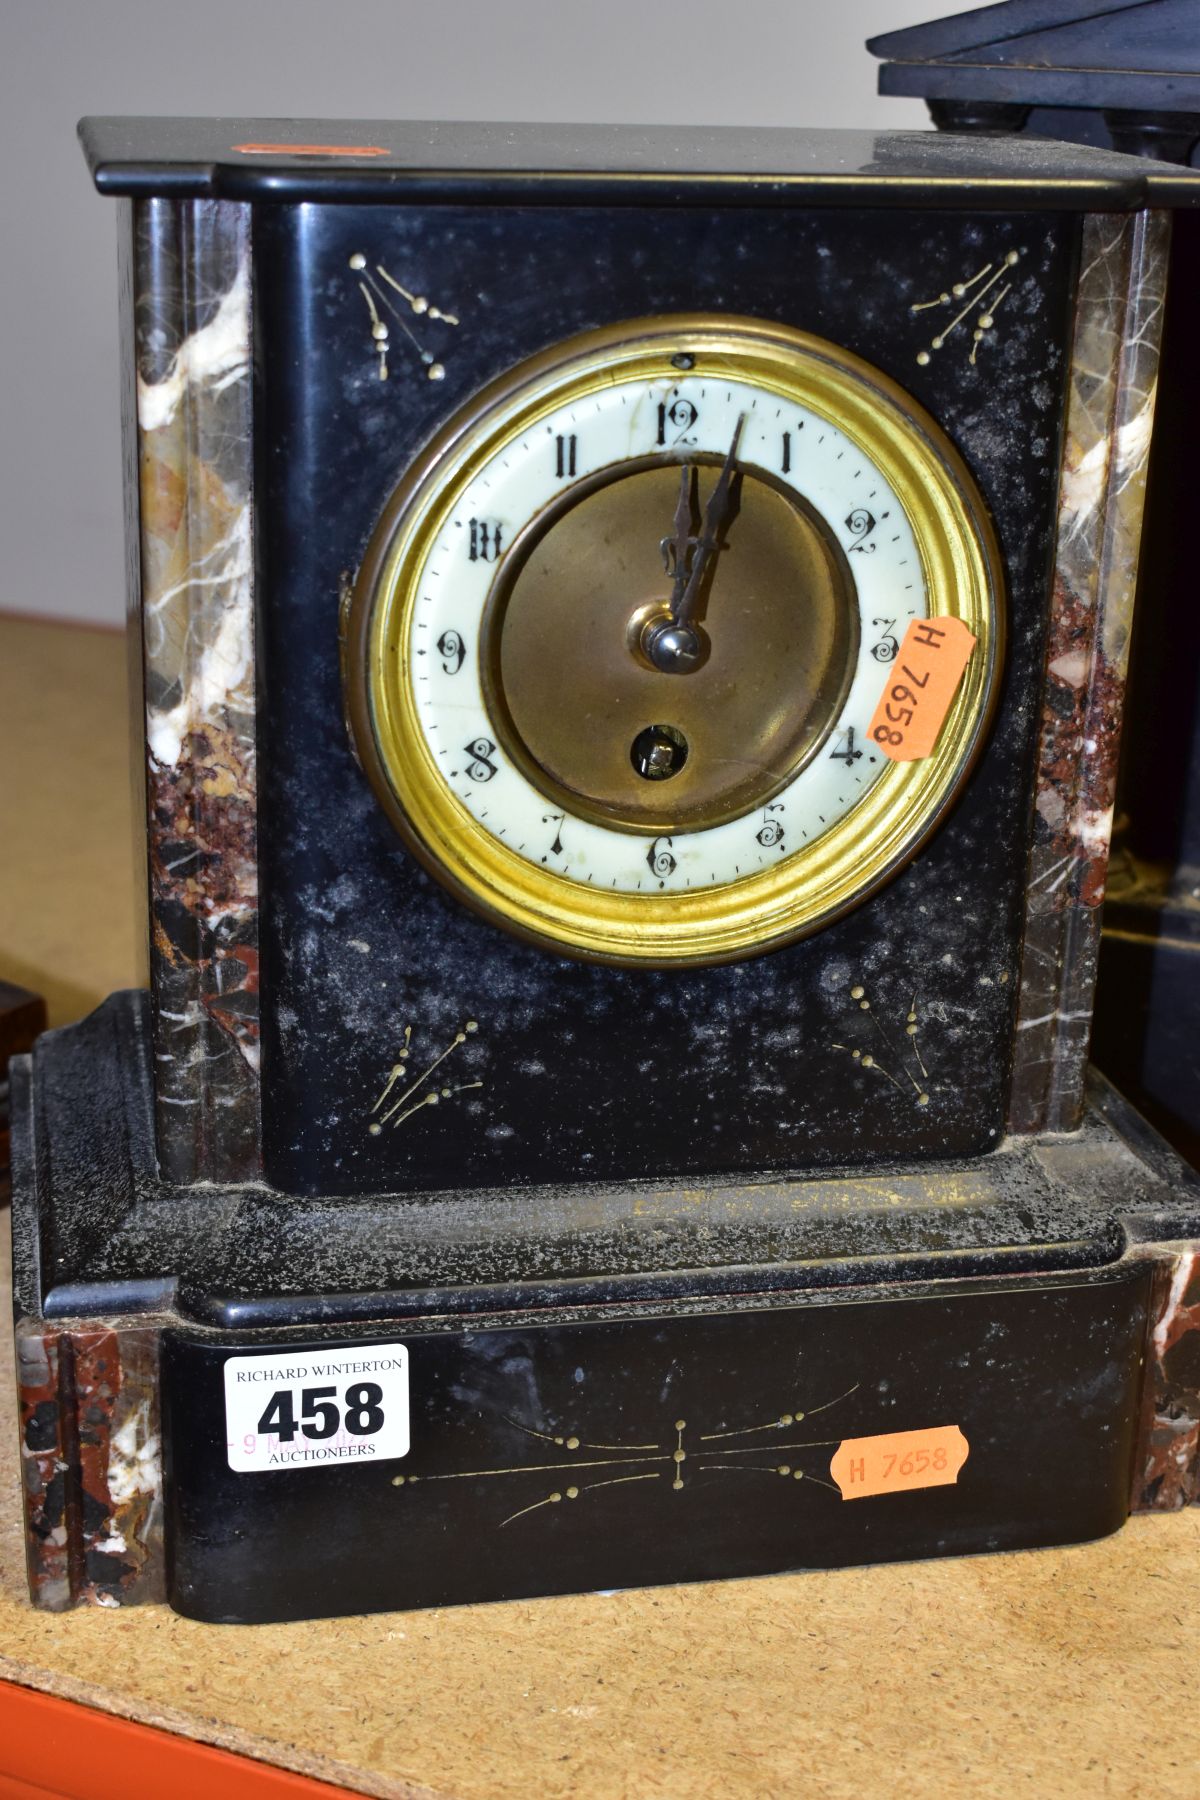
[223,1344,410,1473]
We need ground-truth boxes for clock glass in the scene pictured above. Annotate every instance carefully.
[345,315,1002,964]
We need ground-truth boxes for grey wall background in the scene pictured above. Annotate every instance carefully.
[1,0,980,626]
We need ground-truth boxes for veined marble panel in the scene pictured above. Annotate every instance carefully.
[17,1324,165,1610]
[1132,1247,1200,1512]
[1009,211,1170,1135]
[130,198,260,1183]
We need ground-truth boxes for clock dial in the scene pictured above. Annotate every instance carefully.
[345,316,1003,964]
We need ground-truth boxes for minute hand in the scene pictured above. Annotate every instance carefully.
[674,414,745,628]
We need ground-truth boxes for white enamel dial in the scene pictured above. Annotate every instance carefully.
[409,372,925,895]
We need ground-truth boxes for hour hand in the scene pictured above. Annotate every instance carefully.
[663,462,695,614]
[675,414,745,629]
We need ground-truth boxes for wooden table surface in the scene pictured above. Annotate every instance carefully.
[2,612,1198,1800]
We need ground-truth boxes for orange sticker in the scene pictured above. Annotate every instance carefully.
[233,143,389,158]
[865,616,977,761]
[829,1425,969,1500]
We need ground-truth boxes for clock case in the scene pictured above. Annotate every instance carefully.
[11,120,1200,1622]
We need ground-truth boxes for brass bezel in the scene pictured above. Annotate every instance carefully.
[344,314,1005,967]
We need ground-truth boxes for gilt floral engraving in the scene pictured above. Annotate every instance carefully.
[910,249,1022,367]
[348,252,460,382]
[368,1020,483,1134]
[390,1385,859,1528]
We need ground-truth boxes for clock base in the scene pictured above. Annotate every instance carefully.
[10,992,1200,1623]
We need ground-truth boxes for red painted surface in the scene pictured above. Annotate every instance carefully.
[0,1682,367,1800]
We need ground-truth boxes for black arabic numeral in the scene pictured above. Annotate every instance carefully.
[436,628,466,675]
[257,1390,298,1443]
[781,431,792,474]
[830,726,864,765]
[756,804,785,849]
[464,737,498,782]
[845,508,877,554]
[870,616,899,664]
[555,433,578,478]
[344,1382,385,1435]
[300,1386,339,1440]
[647,836,677,882]
[657,394,699,446]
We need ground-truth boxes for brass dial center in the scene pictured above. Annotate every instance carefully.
[481,459,857,834]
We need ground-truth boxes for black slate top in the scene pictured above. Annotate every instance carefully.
[870,0,1200,113]
[869,0,1161,59]
[78,116,1200,207]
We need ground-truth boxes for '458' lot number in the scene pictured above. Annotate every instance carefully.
[258,1383,384,1441]
[223,1344,410,1473]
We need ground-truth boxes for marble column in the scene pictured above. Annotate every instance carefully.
[127,198,260,1184]
[1009,211,1170,1135]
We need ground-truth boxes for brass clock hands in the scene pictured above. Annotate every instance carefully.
[677,413,745,627]
[643,414,746,674]
[666,461,696,619]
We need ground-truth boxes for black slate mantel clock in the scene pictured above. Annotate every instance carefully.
[11,118,1200,1623]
